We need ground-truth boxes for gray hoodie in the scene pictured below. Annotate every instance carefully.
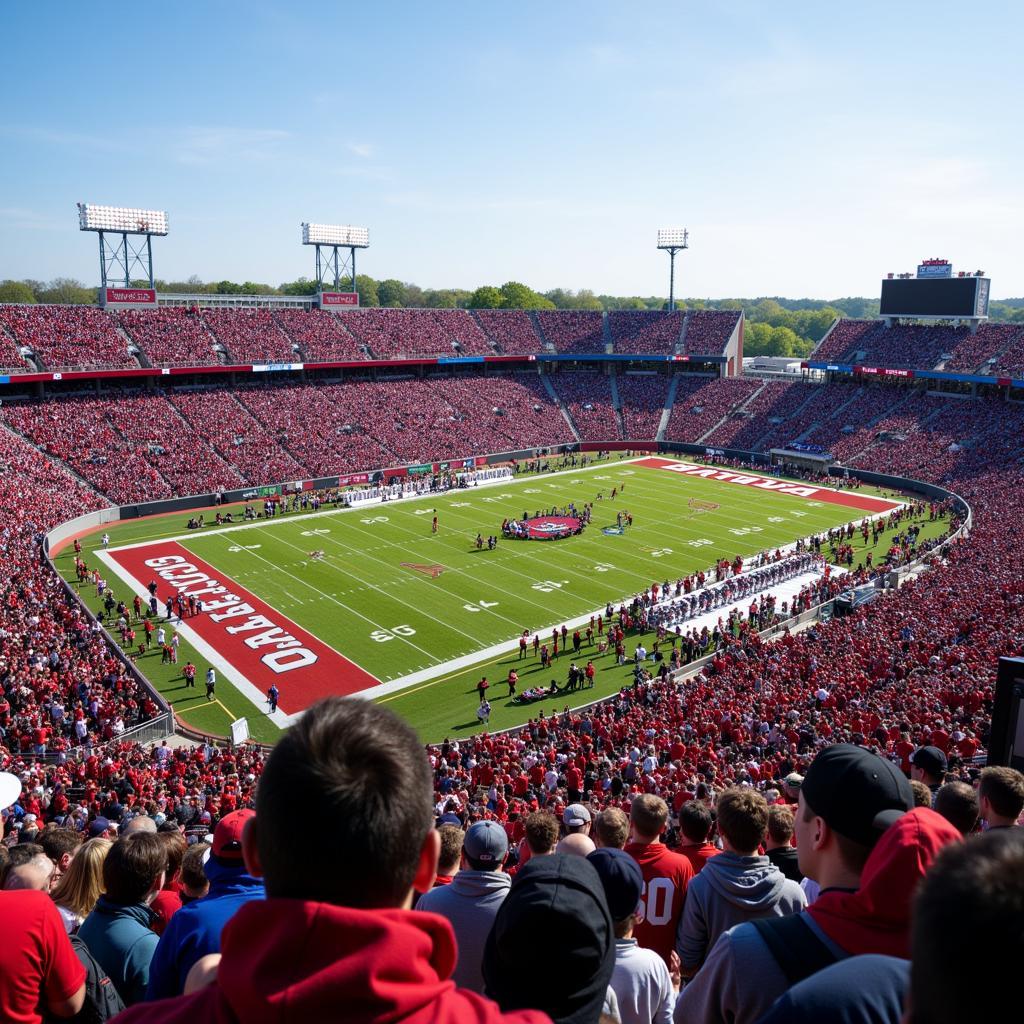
[416,869,511,993]
[675,852,806,972]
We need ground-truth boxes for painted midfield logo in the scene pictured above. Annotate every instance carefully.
[400,562,446,578]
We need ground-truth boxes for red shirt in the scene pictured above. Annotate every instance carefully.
[624,840,695,965]
[676,842,721,875]
[0,890,86,1024]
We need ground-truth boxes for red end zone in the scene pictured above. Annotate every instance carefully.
[634,458,902,514]
[106,541,379,714]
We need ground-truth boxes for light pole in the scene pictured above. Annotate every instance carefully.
[656,228,689,312]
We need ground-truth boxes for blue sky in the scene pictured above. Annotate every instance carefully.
[2,2,1022,298]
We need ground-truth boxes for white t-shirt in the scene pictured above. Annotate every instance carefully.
[610,939,675,1024]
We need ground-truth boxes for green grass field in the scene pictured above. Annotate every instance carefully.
[56,455,943,743]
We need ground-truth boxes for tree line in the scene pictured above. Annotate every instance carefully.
[2,276,1022,359]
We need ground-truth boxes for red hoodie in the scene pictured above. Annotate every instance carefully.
[115,899,549,1024]
[807,807,961,958]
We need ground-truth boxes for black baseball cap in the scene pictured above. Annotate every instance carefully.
[801,744,913,849]
[910,745,948,778]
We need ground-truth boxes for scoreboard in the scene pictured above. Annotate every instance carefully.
[879,277,989,319]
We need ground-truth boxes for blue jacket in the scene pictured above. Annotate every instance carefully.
[78,896,158,1006]
[145,857,265,1000]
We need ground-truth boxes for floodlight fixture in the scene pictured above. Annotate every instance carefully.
[77,202,168,289]
[301,223,369,248]
[656,227,689,312]
[301,221,370,294]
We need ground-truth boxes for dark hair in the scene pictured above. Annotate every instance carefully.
[801,798,872,873]
[523,812,560,855]
[979,766,1024,821]
[180,843,210,893]
[255,696,433,907]
[933,782,979,836]
[437,825,464,874]
[156,830,187,881]
[910,830,1024,1024]
[678,801,714,844]
[103,833,166,905]
[593,808,629,849]
[40,827,84,863]
[7,842,45,868]
[716,788,768,854]
[767,805,795,845]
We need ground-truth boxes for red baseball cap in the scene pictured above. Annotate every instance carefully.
[212,808,254,859]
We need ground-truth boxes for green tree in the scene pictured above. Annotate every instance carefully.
[377,279,407,307]
[0,280,36,303]
[279,277,318,296]
[467,285,504,309]
[499,281,554,310]
[37,278,95,304]
[354,275,379,307]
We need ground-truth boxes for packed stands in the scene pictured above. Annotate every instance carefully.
[548,371,618,441]
[752,381,862,452]
[536,310,605,354]
[0,304,135,371]
[811,317,877,362]
[272,309,366,362]
[201,309,296,364]
[617,373,672,439]
[663,376,762,442]
[989,324,1024,376]
[340,309,493,359]
[0,318,33,372]
[942,322,1020,373]
[608,311,682,354]
[117,308,220,368]
[471,309,543,354]
[681,309,741,355]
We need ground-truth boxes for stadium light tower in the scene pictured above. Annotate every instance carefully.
[77,203,168,289]
[657,228,689,312]
[302,223,369,297]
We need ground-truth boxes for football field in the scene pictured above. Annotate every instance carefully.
[60,455,917,743]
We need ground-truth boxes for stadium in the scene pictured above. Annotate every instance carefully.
[3,7,1024,1023]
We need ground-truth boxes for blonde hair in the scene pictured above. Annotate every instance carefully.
[51,838,111,924]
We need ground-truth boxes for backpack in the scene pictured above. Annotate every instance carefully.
[43,934,126,1024]
[750,913,841,988]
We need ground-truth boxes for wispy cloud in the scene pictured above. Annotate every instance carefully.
[175,127,290,166]
[347,142,374,159]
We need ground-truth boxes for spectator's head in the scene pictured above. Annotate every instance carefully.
[678,800,715,847]
[88,817,112,840]
[908,829,1024,1024]
[765,805,795,850]
[50,837,111,922]
[483,854,615,1024]
[715,788,768,856]
[179,843,211,900]
[102,833,166,906]
[211,809,254,869]
[121,815,157,835]
[592,808,629,850]
[978,766,1024,828]
[909,780,933,808]
[436,825,464,877]
[247,697,436,907]
[2,844,55,892]
[462,820,508,872]
[588,847,643,938]
[933,781,980,836]
[797,744,913,885]
[156,829,187,884]
[523,812,560,857]
[39,827,83,881]
[782,772,803,802]
[556,833,596,858]
[562,803,592,835]
[629,794,669,843]
[910,746,947,787]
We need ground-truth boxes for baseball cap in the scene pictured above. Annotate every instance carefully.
[0,772,20,811]
[88,817,111,838]
[801,743,913,849]
[563,803,592,828]
[587,847,643,922]
[783,772,804,789]
[212,809,254,859]
[910,745,948,778]
[463,820,508,866]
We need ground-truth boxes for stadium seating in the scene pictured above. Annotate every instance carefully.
[536,310,605,353]
[548,371,618,441]
[617,373,672,439]
[0,317,33,372]
[0,304,135,371]
[472,309,543,354]
[272,309,366,362]
[201,309,296,363]
[608,311,682,354]
[117,308,221,367]
[663,376,762,442]
[681,310,741,355]
[340,309,493,359]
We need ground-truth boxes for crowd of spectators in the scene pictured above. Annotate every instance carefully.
[340,309,494,359]
[0,319,32,372]
[609,312,683,355]
[472,310,544,354]
[662,376,761,442]
[617,374,671,439]
[942,322,1021,373]
[271,309,366,362]
[117,310,221,368]
[200,310,295,364]
[0,305,136,372]
[549,372,619,441]
[681,311,741,356]
[989,324,1024,376]
[751,381,863,452]
[536,311,606,354]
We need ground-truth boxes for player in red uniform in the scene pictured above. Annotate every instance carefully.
[624,794,695,967]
